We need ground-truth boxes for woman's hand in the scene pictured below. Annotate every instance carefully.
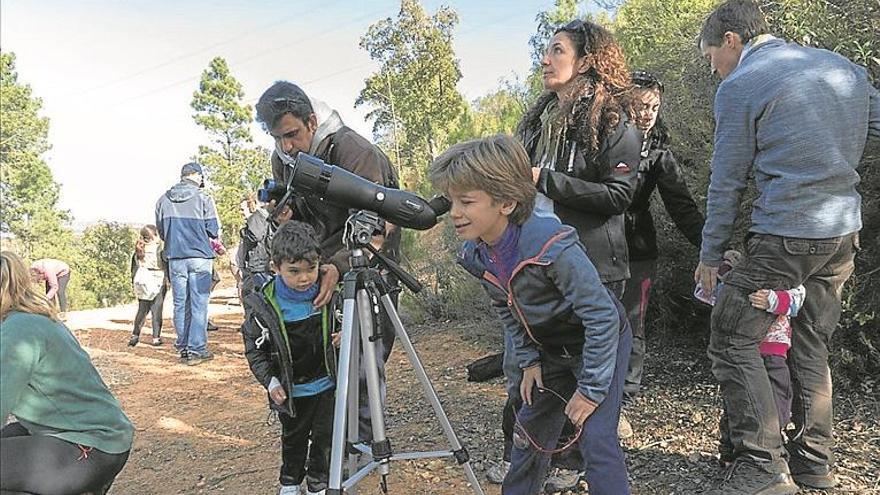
[520,363,543,406]
[564,390,597,427]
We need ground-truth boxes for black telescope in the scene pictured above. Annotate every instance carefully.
[268,152,448,230]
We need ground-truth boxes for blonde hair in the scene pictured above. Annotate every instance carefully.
[428,135,535,225]
[1,251,59,322]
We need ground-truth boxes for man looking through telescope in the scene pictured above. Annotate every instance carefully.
[255,81,402,442]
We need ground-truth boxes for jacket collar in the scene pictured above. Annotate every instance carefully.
[724,36,785,84]
[457,212,578,278]
[309,96,345,155]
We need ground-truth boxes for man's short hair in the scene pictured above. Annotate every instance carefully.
[255,81,314,132]
[699,0,770,48]
[428,134,535,225]
[271,221,321,267]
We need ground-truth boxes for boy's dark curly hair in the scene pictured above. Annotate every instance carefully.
[271,221,321,267]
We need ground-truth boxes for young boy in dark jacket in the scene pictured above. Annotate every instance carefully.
[429,135,632,495]
[241,221,337,495]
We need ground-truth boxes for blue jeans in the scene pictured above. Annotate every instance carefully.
[502,324,632,495]
[168,258,213,356]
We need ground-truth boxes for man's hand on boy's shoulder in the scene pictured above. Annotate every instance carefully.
[315,264,340,307]
[565,390,597,427]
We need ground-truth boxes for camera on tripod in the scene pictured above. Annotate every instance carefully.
[345,211,385,248]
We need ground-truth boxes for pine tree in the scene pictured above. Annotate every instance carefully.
[190,57,269,245]
[0,52,70,258]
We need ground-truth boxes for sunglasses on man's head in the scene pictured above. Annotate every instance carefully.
[270,97,306,109]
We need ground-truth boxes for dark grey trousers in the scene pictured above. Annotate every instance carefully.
[708,232,857,473]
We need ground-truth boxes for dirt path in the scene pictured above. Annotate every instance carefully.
[71,290,879,494]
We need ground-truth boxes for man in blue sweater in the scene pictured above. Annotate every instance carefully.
[694,1,880,493]
[156,162,221,366]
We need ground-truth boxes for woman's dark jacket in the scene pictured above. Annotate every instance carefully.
[241,281,337,417]
[625,135,704,261]
[520,96,642,284]
[271,126,401,276]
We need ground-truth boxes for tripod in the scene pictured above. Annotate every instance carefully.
[326,211,485,495]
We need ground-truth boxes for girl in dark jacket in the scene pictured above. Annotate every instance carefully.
[487,19,642,492]
[618,71,704,437]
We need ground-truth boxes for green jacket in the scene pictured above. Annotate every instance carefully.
[0,312,134,454]
[241,281,337,417]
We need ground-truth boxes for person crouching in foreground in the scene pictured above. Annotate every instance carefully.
[1,251,134,495]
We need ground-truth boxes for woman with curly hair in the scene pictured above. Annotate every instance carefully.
[486,19,640,495]
[1,251,133,494]
[518,20,641,295]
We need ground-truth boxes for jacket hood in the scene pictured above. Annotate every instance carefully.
[309,96,345,155]
[165,179,200,203]
[457,213,579,278]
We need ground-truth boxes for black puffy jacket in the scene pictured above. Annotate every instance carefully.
[238,209,272,289]
[241,282,337,417]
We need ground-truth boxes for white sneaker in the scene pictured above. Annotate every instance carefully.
[306,489,325,495]
[279,485,301,495]
[618,411,634,439]
[486,460,510,484]
[543,467,583,493]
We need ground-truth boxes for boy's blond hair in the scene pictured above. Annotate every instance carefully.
[428,135,536,225]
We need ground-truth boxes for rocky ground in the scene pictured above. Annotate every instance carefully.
[67,287,879,494]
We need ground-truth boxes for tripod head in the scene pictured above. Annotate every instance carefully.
[343,210,422,294]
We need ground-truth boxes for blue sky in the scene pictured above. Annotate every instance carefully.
[2,0,585,225]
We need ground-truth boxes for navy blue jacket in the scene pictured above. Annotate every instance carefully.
[155,179,220,259]
[458,213,622,405]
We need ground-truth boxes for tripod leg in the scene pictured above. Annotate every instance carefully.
[357,288,392,478]
[328,296,359,494]
[378,293,486,495]
[346,314,360,495]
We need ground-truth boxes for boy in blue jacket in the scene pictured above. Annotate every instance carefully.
[241,221,337,495]
[429,135,632,495]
